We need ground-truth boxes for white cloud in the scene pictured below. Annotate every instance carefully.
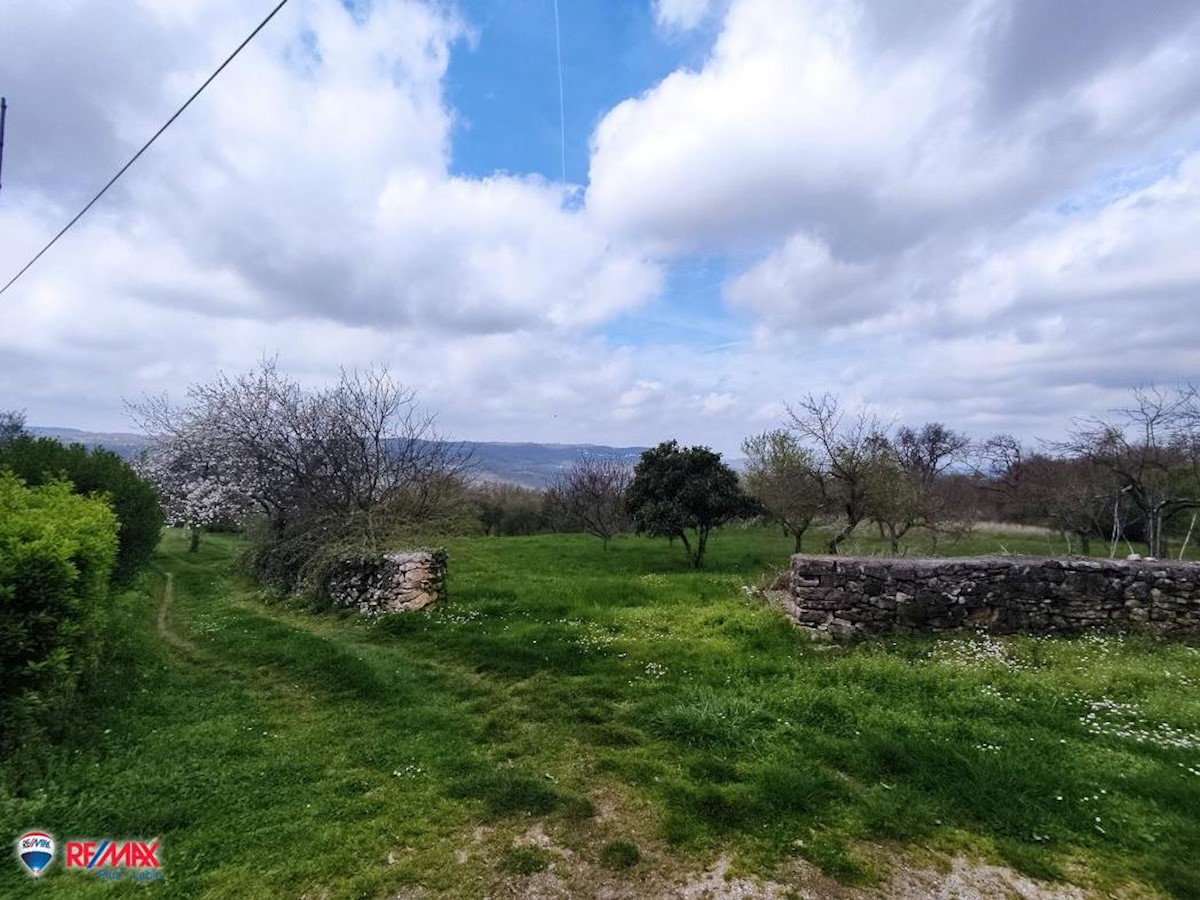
[589,0,1200,257]
[0,0,662,438]
[698,391,736,416]
[4,0,1200,455]
[654,0,719,32]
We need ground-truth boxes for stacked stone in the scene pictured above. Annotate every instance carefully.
[772,554,1200,640]
[324,549,448,615]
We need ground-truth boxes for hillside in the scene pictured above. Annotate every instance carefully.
[27,427,646,489]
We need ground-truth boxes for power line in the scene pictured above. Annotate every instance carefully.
[0,0,293,298]
[0,97,8,196]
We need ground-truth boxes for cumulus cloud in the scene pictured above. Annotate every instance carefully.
[4,0,1200,453]
[590,0,1200,259]
[582,0,1200,443]
[0,0,661,438]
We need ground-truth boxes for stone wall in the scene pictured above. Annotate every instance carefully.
[773,554,1200,640]
[324,550,447,615]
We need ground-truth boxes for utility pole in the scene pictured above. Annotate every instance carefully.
[0,97,7,196]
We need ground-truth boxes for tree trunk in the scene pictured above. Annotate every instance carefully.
[793,530,804,554]
[678,530,692,565]
[1148,508,1163,558]
[827,518,858,554]
[693,527,709,568]
[188,525,201,553]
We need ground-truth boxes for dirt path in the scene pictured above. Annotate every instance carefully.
[155,571,201,656]
[472,846,1100,900]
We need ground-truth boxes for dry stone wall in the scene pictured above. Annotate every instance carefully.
[774,554,1200,640]
[324,550,447,615]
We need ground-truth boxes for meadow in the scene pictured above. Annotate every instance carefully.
[2,525,1198,898]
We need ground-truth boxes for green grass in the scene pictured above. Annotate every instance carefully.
[2,525,1198,897]
[600,839,641,870]
[502,846,550,875]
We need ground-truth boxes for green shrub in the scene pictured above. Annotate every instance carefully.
[0,472,119,751]
[0,435,163,585]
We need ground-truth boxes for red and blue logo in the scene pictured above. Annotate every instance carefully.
[16,831,55,878]
[65,839,162,881]
[65,839,161,872]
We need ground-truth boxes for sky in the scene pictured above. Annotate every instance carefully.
[1,0,1199,455]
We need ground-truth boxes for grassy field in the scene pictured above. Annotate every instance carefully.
[2,525,1199,897]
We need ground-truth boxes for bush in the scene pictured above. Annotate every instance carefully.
[0,436,164,585]
[0,472,119,751]
[470,484,554,536]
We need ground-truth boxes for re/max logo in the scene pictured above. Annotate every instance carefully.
[64,840,161,869]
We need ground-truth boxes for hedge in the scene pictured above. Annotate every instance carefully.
[0,472,119,750]
[0,435,163,585]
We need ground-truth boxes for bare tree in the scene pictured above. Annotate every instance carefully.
[130,359,469,589]
[1051,384,1200,558]
[976,433,1026,517]
[546,455,633,548]
[862,442,923,553]
[741,429,824,553]
[1022,454,1117,554]
[866,423,973,552]
[786,393,890,554]
[894,423,972,486]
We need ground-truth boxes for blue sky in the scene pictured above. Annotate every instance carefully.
[446,0,687,185]
[2,0,1200,454]
[444,0,735,352]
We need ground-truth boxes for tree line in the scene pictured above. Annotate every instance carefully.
[125,362,1200,572]
[484,384,1200,566]
[743,386,1200,561]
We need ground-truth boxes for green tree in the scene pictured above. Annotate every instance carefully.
[0,436,163,586]
[741,430,824,553]
[626,441,754,568]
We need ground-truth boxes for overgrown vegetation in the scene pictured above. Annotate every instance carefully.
[2,526,1197,898]
[131,360,469,592]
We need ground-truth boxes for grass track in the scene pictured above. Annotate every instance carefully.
[2,526,1198,897]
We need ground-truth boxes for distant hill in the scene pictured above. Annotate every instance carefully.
[27,427,156,461]
[26,427,646,489]
[459,442,647,488]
